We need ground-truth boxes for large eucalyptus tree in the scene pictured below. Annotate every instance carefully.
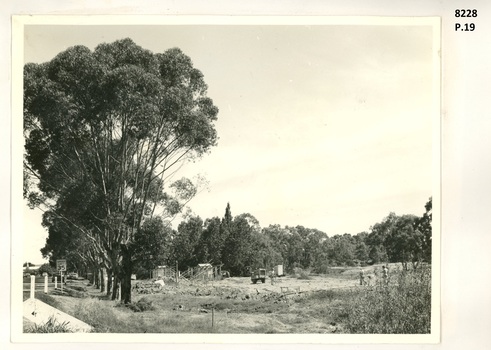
[24,38,218,303]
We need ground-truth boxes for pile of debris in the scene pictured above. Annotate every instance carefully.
[132,280,165,294]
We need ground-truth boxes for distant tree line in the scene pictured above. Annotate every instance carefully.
[42,197,432,279]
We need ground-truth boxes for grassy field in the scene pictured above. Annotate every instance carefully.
[24,264,431,334]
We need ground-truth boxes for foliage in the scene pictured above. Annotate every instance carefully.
[133,217,173,278]
[355,241,369,262]
[249,230,283,269]
[152,197,433,278]
[25,316,73,333]
[222,213,259,276]
[384,214,423,270]
[37,263,57,276]
[171,215,204,268]
[415,197,432,263]
[195,216,223,265]
[24,38,219,303]
[336,267,431,333]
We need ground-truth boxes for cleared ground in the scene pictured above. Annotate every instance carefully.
[24,266,391,333]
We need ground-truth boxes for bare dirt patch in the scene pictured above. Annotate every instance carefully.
[27,270,370,333]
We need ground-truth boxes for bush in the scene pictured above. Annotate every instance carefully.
[335,267,431,334]
[37,263,57,276]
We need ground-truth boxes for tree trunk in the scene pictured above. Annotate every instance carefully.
[120,244,133,304]
[99,268,103,292]
[111,276,120,301]
[106,270,113,297]
[100,268,106,293]
[89,270,95,285]
[94,268,100,289]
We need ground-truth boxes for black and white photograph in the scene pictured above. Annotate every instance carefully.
[12,15,441,343]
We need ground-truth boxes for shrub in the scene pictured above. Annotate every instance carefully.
[335,267,431,334]
[37,263,57,276]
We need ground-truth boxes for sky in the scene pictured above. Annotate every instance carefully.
[21,20,437,264]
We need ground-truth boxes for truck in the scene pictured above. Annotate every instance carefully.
[251,268,266,284]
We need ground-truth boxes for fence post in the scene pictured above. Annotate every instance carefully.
[176,261,179,284]
[55,276,58,289]
[30,275,35,299]
[212,308,214,329]
[44,274,48,294]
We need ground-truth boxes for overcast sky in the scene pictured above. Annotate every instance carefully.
[21,20,437,263]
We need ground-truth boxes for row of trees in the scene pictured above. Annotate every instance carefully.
[43,197,431,282]
[24,38,219,303]
[130,198,432,277]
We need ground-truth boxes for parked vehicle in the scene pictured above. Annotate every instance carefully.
[66,272,77,280]
[251,268,266,284]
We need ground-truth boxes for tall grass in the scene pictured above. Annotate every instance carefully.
[25,316,73,333]
[335,267,431,334]
[71,298,123,332]
[69,296,226,333]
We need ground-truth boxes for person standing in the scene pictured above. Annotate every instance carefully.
[359,268,365,286]
[382,265,389,285]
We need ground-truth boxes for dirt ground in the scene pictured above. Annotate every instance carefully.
[148,264,384,297]
[26,266,392,333]
[188,274,356,295]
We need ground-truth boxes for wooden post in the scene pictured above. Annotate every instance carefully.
[212,308,214,329]
[30,275,35,299]
[44,275,48,294]
[60,272,63,293]
[54,276,58,289]
[176,261,179,284]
